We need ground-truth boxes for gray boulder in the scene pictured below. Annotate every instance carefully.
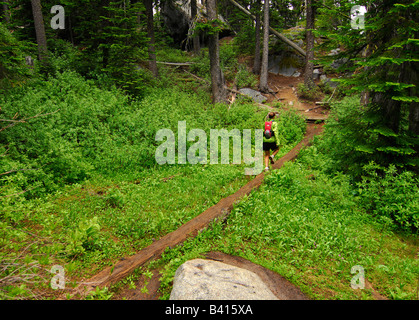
[239,88,267,103]
[321,77,339,88]
[169,259,278,300]
[268,53,303,77]
[161,1,190,46]
[328,48,341,56]
[331,57,349,70]
[313,69,321,80]
[278,65,298,77]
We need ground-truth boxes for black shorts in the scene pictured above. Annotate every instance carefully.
[263,141,279,152]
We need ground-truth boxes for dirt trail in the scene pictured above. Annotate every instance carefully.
[265,73,329,120]
[65,127,323,300]
[112,74,390,301]
[64,73,327,300]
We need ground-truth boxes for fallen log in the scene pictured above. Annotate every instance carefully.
[305,104,324,112]
[305,115,328,122]
[155,61,193,66]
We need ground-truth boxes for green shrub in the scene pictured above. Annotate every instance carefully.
[276,109,307,144]
[0,22,34,89]
[156,46,191,63]
[357,162,419,232]
[48,39,83,74]
[65,216,101,256]
[189,42,241,83]
[189,49,210,80]
[0,71,130,196]
[299,119,418,233]
[0,70,268,200]
[232,24,256,55]
[235,65,258,89]
[297,83,322,101]
[219,42,239,77]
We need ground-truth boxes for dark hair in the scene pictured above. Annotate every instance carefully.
[268,112,275,119]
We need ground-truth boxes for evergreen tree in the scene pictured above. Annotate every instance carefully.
[316,0,419,171]
[0,22,33,89]
[100,1,149,92]
[361,1,419,161]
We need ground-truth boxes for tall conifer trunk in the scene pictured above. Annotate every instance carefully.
[31,0,48,61]
[144,0,158,77]
[259,0,269,93]
[304,0,315,89]
[206,0,226,103]
[191,0,200,54]
[2,0,10,23]
[406,35,419,138]
[252,0,261,75]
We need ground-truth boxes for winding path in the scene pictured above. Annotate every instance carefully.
[64,74,327,300]
[65,125,324,299]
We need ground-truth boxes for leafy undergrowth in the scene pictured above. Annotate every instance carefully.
[156,151,418,300]
[0,69,306,299]
[1,163,252,299]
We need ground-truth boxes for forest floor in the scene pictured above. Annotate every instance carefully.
[51,67,404,301]
[108,72,334,300]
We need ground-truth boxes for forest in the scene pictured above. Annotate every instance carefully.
[0,0,418,302]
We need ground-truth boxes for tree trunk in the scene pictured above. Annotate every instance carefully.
[252,0,261,75]
[360,4,375,107]
[68,12,75,46]
[2,0,10,23]
[228,0,306,57]
[206,0,227,104]
[144,0,158,77]
[304,0,315,89]
[409,102,419,137]
[403,52,419,145]
[407,39,419,138]
[191,0,200,54]
[371,92,401,134]
[259,0,269,93]
[31,0,48,61]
